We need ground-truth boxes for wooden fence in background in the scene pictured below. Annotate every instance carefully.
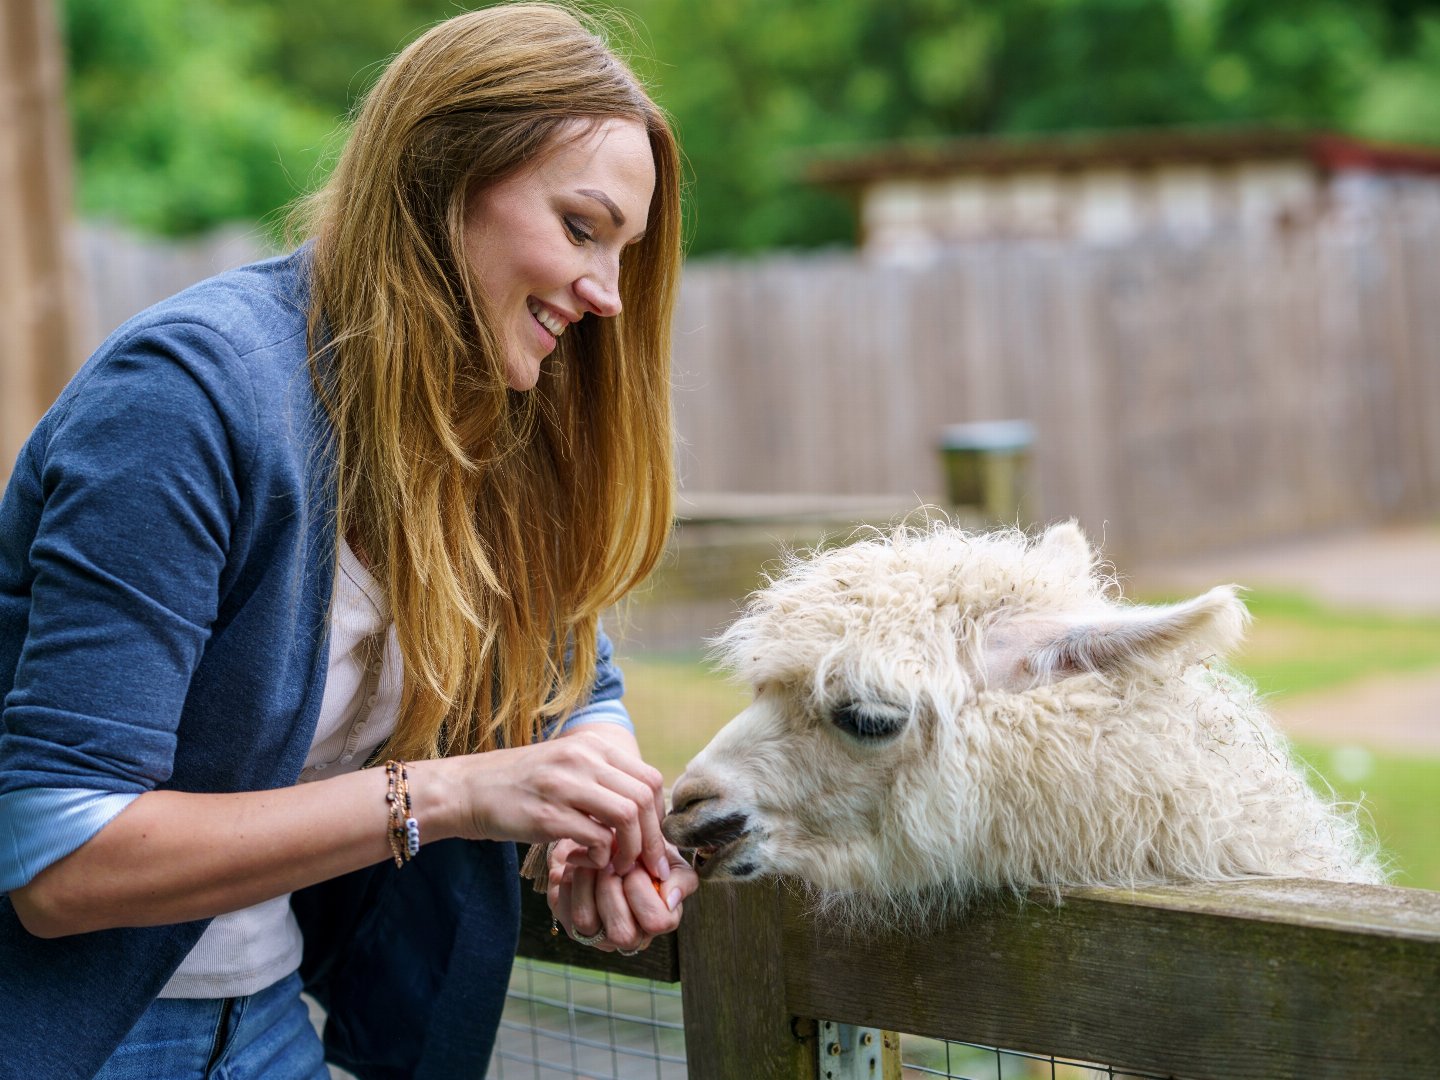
[48,195,1440,562]
[673,196,1440,560]
[72,222,274,360]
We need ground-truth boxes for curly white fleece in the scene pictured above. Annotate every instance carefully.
[684,521,1382,924]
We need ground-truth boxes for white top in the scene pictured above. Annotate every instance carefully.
[156,541,631,998]
[159,540,400,998]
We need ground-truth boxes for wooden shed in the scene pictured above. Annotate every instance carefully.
[807,126,1440,257]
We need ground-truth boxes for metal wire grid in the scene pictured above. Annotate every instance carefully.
[488,961,1168,1080]
[488,958,687,1080]
[899,1034,1172,1080]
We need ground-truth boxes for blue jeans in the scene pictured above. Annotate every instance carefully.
[94,971,329,1080]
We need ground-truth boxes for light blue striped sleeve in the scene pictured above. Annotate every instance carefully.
[557,698,634,735]
[0,788,139,892]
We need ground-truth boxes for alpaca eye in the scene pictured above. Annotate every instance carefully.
[830,701,908,740]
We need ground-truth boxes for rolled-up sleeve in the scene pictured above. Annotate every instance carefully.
[556,624,633,735]
[0,788,138,891]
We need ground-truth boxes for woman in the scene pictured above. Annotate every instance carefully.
[0,5,697,1077]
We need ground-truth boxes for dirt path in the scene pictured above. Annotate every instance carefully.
[1129,523,1440,614]
[1270,672,1440,753]
[1130,523,1440,753]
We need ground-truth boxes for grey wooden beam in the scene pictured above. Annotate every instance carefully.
[781,878,1440,1080]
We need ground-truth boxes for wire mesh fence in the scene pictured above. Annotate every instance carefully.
[898,1034,1172,1080]
[489,959,1173,1080]
[489,958,687,1080]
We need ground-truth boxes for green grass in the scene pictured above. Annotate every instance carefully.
[620,587,1440,891]
[1295,741,1440,891]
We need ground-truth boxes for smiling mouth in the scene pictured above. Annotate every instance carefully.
[527,299,568,338]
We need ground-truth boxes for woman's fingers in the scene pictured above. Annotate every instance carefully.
[594,868,649,953]
[567,865,601,940]
[548,856,694,954]
[635,791,671,885]
[619,865,678,938]
[567,734,666,879]
[456,733,665,873]
[548,839,585,909]
[550,726,669,882]
[655,843,699,917]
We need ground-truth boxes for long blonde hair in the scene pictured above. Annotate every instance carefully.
[295,4,681,759]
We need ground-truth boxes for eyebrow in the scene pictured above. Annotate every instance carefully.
[576,188,625,227]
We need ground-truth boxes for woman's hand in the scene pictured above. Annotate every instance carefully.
[547,839,699,954]
[446,725,669,882]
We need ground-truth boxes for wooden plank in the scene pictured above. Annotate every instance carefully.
[679,880,817,1080]
[513,862,681,983]
[781,879,1440,1080]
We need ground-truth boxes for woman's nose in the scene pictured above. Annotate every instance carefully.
[575,266,622,318]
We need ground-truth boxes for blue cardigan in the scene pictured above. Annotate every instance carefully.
[0,249,627,1079]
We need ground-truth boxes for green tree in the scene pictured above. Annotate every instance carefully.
[64,0,336,234]
[61,0,1440,250]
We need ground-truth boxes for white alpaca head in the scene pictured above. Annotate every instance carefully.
[663,522,1379,915]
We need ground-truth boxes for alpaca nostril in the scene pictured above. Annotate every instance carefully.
[667,792,714,818]
[667,775,721,818]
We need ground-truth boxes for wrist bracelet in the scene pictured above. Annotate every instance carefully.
[384,759,420,868]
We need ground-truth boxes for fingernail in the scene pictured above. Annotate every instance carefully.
[666,888,682,911]
[655,858,671,882]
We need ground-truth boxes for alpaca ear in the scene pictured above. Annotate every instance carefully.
[1035,520,1094,579]
[1024,586,1250,683]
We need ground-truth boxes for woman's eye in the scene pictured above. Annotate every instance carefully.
[830,701,908,740]
[563,217,593,244]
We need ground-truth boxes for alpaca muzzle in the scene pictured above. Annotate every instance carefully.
[662,796,756,879]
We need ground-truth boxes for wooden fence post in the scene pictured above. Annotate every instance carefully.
[678,880,818,1080]
[0,0,83,484]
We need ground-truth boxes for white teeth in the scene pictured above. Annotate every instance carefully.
[527,300,566,337]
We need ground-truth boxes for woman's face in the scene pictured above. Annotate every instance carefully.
[463,117,656,391]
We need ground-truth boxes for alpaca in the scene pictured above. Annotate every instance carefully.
[662,521,1382,919]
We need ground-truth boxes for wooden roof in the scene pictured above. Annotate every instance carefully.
[805,127,1440,188]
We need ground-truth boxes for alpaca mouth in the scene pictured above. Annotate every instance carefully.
[665,809,755,879]
[690,834,752,879]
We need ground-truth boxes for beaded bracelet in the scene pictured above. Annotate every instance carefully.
[384,759,420,868]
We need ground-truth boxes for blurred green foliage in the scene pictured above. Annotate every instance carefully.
[62,0,1440,251]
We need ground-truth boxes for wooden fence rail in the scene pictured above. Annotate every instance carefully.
[519,875,1440,1080]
